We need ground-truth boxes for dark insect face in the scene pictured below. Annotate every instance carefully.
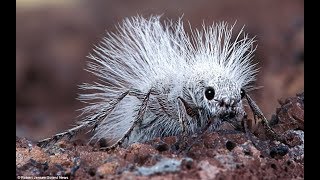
[205,87,215,100]
[240,88,245,99]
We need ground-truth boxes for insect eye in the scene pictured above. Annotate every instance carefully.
[240,88,245,99]
[205,87,215,100]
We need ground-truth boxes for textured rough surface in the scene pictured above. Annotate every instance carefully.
[16,93,304,179]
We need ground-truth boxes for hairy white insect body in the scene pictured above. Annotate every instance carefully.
[76,15,258,146]
[39,15,260,148]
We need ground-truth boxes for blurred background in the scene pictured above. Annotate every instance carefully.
[16,0,304,141]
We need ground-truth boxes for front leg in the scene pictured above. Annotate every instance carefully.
[177,97,187,142]
[245,93,284,142]
[176,97,189,150]
[176,96,203,151]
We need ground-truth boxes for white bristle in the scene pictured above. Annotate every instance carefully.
[39,15,260,148]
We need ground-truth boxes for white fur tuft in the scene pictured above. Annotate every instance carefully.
[78,15,258,144]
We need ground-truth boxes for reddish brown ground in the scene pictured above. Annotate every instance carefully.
[16,93,304,179]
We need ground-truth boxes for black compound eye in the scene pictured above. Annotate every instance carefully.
[240,88,246,99]
[205,87,215,100]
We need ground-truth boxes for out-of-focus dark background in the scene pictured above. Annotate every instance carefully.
[16,0,304,141]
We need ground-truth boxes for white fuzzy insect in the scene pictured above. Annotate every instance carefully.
[39,15,274,150]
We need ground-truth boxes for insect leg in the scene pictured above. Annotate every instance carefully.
[245,93,284,141]
[176,97,190,149]
[37,91,130,148]
[101,88,152,151]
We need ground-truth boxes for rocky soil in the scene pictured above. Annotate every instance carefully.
[16,93,304,179]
